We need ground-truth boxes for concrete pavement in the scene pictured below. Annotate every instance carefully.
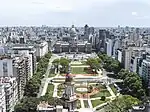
[80,99,85,108]
[53,83,59,97]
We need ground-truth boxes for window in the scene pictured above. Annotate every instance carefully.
[3,62,8,76]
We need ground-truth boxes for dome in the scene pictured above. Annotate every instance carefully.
[70,25,77,37]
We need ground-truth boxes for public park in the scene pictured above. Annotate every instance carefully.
[14,52,143,112]
[44,53,120,111]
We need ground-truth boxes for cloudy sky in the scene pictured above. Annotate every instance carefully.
[0,0,150,27]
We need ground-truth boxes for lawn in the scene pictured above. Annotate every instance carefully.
[57,84,65,97]
[45,84,54,97]
[83,100,89,108]
[109,84,118,95]
[95,84,107,89]
[71,67,89,74]
[57,89,64,97]
[90,89,111,98]
[48,69,56,77]
[91,99,109,107]
[49,73,56,77]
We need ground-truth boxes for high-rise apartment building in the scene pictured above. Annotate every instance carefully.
[0,85,6,112]
[0,77,18,112]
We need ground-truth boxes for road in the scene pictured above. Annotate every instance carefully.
[37,54,59,98]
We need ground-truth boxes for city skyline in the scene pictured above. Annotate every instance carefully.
[1,0,150,27]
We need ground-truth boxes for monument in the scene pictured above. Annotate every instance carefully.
[61,68,77,112]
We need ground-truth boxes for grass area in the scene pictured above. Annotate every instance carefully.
[109,84,118,95]
[83,100,89,108]
[95,84,107,89]
[91,99,109,107]
[45,84,54,97]
[57,89,63,97]
[90,89,111,98]
[77,100,81,109]
[57,84,65,97]
[71,67,89,74]
[48,73,56,77]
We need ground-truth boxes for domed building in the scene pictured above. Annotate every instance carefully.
[54,25,92,53]
[70,25,77,38]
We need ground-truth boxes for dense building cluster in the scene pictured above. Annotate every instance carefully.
[0,25,150,112]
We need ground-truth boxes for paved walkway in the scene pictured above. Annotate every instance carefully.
[88,99,93,108]
[40,78,52,96]
[106,85,115,98]
[90,96,112,101]
[80,99,85,108]
[53,83,59,97]
[71,65,90,68]
[93,102,107,111]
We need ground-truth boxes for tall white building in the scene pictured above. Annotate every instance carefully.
[12,45,37,76]
[0,56,13,77]
[141,55,150,83]
[35,41,48,58]
[0,77,18,112]
[0,54,30,100]
[106,39,113,57]
[0,85,6,112]
[116,49,122,63]
[112,38,120,57]
[123,47,147,70]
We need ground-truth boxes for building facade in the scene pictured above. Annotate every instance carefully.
[54,25,92,53]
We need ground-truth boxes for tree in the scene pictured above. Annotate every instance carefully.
[24,78,40,97]
[117,69,145,99]
[40,96,64,106]
[101,96,106,101]
[86,58,101,72]
[98,53,122,74]
[52,59,60,71]
[105,95,141,112]
[52,58,70,73]
[59,58,70,73]
[14,97,40,112]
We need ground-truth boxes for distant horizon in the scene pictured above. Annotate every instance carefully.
[1,0,150,27]
[0,25,150,28]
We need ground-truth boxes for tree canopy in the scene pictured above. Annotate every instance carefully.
[24,52,52,97]
[86,58,101,71]
[98,53,122,74]
[52,57,70,73]
[117,69,145,99]
[14,97,40,112]
[105,95,141,112]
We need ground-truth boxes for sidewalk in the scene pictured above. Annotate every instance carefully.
[80,99,85,108]
[53,83,59,97]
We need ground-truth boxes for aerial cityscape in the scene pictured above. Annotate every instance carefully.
[1,0,150,112]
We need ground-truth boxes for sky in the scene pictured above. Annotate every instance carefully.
[0,0,150,27]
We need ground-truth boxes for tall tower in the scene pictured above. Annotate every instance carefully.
[84,24,89,40]
[61,72,77,112]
